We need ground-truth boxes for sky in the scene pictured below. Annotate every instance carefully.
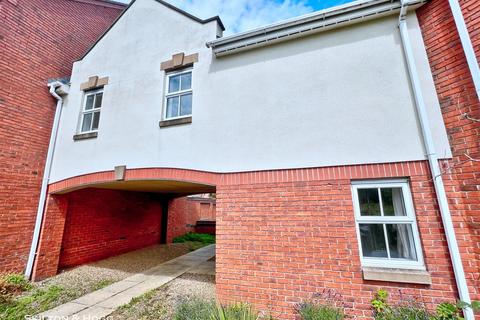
[115,0,356,34]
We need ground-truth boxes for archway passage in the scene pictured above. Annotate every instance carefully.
[32,168,217,281]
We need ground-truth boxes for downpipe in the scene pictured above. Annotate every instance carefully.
[398,5,473,319]
[24,82,66,280]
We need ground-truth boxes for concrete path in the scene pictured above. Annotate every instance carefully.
[38,244,215,320]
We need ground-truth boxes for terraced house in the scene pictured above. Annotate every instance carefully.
[1,0,479,318]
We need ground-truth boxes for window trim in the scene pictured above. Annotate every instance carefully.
[163,69,193,121]
[351,179,425,270]
[79,88,103,134]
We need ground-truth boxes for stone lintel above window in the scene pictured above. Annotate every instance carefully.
[80,76,109,91]
[160,52,198,72]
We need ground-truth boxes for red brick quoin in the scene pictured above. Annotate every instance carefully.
[0,0,124,274]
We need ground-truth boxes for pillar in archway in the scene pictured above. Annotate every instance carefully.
[31,194,68,281]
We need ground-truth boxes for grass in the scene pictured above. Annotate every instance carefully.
[296,302,345,320]
[92,279,115,291]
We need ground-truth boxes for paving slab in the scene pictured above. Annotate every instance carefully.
[38,244,215,319]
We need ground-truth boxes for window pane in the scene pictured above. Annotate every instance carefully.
[358,188,381,216]
[359,224,388,258]
[168,75,180,93]
[94,92,103,109]
[92,111,100,130]
[386,224,417,260]
[166,96,179,118]
[180,93,192,116]
[381,188,406,216]
[85,95,94,110]
[180,72,191,90]
[81,113,92,132]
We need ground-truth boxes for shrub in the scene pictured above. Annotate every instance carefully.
[174,299,264,320]
[296,302,344,320]
[173,233,215,244]
[372,289,480,320]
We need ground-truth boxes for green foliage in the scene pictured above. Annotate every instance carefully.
[92,279,114,291]
[173,299,265,320]
[0,285,64,320]
[173,233,215,245]
[372,289,480,320]
[296,302,344,320]
[0,274,32,304]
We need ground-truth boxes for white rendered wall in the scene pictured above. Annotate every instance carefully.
[50,0,451,183]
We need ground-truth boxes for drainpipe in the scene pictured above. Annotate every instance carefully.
[398,3,473,319]
[448,0,480,99]
[24,81,68,280]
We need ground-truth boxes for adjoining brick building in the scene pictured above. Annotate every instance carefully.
[0,0,125,273]
[1,0,479,319]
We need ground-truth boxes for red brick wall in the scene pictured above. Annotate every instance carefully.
[0,0,123,273]
[216,161,458,319]
[58,188,164,269]
[417,0,480,301]
[167,197,216,243]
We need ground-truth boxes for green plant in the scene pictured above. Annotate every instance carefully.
[372,290,480,320]
[211,302,260,320]
[296,302,344,320]
[173,233,215,244]
[0,274,32,304]
[92,279,114,291]
[174,298,216,320]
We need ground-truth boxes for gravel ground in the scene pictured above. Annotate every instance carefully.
[35,243,195,306]
[109,273,216,320]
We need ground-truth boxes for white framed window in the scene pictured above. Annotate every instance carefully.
[352,179,425,270]
[80,89,103,133]
[164,69,192,120]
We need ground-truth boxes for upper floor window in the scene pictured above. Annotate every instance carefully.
[164,70,192,120]
[80,89,103,133]
[352,180,424,270]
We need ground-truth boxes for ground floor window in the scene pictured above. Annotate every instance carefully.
[351,179,424,269]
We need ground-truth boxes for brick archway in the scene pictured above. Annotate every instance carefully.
[33,168,219,280]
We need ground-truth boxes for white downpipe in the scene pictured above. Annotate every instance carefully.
[398,11,473,320]
[448,0,480,99]
[24,82,65,279]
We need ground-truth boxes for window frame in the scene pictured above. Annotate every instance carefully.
[79,88,103,134]
[351,179,425,270]
[163,69,193,121]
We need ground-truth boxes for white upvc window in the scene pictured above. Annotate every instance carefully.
[80,89,103,133]
[352,179,425,270]
[164,69,192,120]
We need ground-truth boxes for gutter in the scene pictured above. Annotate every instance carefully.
[447,0,480,99]
[25,81,69,279]
[207,0,425,56]
[397,2,473,319]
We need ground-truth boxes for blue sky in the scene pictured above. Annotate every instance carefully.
[117,0,355,34]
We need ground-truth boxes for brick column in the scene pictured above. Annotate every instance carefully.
[31,194,68,281]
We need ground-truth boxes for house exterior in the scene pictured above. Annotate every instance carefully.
[4,0,479,318]
[0,0,125,274]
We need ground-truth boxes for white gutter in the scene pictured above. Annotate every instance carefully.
[398,4,473,319]
[25,81,68,279]
[448,0,480,99]
[207,0,425,56]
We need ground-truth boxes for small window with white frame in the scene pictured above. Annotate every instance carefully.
[164,69,192,120]
[352,180,424,270]
[80,89,103,133]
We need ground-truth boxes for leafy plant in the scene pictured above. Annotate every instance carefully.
[174,298,216,320]
[296,302,344,320]
[212,303,261,320]
[173,233,215,244]
[0,274,32,304]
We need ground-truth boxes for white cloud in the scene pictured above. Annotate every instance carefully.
[119,0,315,35]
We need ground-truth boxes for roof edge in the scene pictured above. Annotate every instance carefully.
[77,0,225,62]
[69,0,127,9]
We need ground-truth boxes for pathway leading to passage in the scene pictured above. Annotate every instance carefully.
[38,244,215,319]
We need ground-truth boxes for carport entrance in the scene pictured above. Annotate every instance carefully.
[31,168,217,281]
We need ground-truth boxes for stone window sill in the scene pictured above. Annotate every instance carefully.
[73,132,98,141]
[159,116,192,128]
[362,267,432,285]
